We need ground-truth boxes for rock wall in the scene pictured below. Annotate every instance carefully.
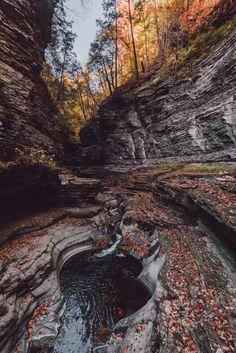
[0,0,58,163]
[79,29,236,166]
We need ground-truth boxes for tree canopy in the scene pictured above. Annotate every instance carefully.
[42,0,231,144]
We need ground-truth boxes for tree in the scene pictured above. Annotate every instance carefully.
[101,0,119,88]
[42,0,225,144]
[88,26,115,96]
[46,0,79,106]
[127,0,139,79]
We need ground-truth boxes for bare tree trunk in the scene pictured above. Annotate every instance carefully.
[143,21,149,66]
[98,71,107,95]
[153,0,165,61]
[83,71,100,108]
[102,60,113,95]
[127,0,139,80]
[57,49,67,105]
[109,59,116,90]
[77,80,87,119]
[115,0,118,89]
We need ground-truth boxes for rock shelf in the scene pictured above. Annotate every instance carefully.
[0,165,235,353]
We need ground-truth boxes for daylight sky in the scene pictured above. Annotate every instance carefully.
[65,0,104,64]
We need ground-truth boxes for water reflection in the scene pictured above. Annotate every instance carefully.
[53,252,151,353]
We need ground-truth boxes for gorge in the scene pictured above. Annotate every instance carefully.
[0,1,236,353]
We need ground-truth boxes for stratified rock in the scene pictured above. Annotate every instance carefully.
[0,0,58,163]
[79,29,236,166]
[0,166,235,353]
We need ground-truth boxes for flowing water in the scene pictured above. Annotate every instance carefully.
[52,252,151,353]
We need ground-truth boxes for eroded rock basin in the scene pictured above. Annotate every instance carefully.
[52,252,151,353]
[1,166,236,353]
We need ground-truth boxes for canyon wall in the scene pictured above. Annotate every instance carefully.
[0,0,58,163]
[79,28,236,166]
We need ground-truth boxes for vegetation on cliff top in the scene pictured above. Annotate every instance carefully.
[0,144,59,173]
[42,0,236,143]
[154,162,236,174]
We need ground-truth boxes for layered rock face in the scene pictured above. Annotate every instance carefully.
[0,166,235,353]
[79,29,236,165]
[0,0,58,163]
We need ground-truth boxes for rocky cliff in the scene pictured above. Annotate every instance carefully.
[0,0,58,164]
[0,0,60,224]
[79,27,236,166]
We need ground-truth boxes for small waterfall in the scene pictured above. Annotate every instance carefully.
[95,233,123,258]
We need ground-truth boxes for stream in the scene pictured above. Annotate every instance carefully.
[52,251,151,353]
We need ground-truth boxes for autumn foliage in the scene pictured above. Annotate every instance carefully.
[88,0,223,85]
[43,0,233,143]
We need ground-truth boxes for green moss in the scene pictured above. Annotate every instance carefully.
[178,14,236,65]
[13,146,58,170]
[181,163,236,174]
[155,162,236,174]
[155,161,188,172]
[0,161,16,173]
[140,14,236,90]
[0,161,9,171]
[0,147,59,174]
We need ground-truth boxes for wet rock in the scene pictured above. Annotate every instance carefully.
[0,167,236,353]
[0,121,4,138]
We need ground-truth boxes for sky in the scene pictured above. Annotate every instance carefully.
[65,0,104,64]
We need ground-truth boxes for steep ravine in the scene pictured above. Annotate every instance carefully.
[0,166,235,353]
[0,2,236,353]
[78,27,236,166]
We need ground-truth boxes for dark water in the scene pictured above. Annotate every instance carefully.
[53,252,151,353]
